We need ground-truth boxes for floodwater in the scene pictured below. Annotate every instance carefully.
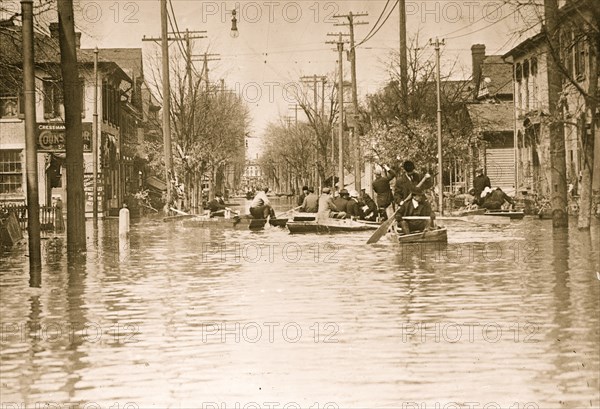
[1,199,599,408]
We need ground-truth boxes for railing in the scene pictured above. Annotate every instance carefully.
[1,204,63,232]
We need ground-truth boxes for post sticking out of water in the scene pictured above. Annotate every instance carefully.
[119,205,130,239]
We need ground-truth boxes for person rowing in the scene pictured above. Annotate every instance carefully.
[396,186,436,234]
[480,186,516,210]
[299,187,319,212]
[249,187,276,219]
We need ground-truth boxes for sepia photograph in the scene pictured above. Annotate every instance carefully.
[0,0,599,407]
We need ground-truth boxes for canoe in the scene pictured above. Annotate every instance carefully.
[484,210,525,219]
[181,216,288,230]
[394,226,448,243]
[286,218,379,234]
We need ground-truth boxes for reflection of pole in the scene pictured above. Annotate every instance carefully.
[431,37,445,215]
[93,47,99,224]
[337,34,344,190]
[21,0,41,272]
[160,0,173,209]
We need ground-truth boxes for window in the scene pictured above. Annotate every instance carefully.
[0,95,19,118]
[523,60,530,111]
[574,39,586,80]
[0,150,23,194]
[43,79,63,119]
[561,29,574,77]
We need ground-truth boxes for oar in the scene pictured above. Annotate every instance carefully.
[278,206,301,218]
[436,215,509,225]
[366,173,431,244]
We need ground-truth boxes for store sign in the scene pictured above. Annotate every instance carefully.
[37,123,92,152]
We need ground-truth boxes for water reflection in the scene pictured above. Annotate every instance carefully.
[0,216,598,407]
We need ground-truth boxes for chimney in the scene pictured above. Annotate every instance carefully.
[49,22,59,39]
[471,44,486,98]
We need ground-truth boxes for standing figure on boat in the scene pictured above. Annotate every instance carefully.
[249,187,276,219]
[317,187,340,221]
[372,164,396,220]
[332,189,350,218]
[396,187,436,234]
[480,187,515,210]
[394,160,422,208]
[297,186,309,207]
[299,187,319,212]
[208,192,227,217]
[473,168,491,204]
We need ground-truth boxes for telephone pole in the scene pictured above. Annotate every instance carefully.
[334,11,368,192]
[21,0,41,272]
[192,53,220,93]
[430,37,445,215]
[327,33,349,190]
[399,0,408,111]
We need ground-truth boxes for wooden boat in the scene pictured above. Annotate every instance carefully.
[394,226,448,243]
[181,216,288,230]
[286,217,379,234]
[484,209,525,219]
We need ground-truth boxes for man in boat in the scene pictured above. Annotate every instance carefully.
[345,190,362,219]
[332,189,350,218]
[359,188,378,221]
[317,187,341,221]
[394,160,422,207]
[299,187,319,212]
[249,187,276,219]
[372,164,396,220]
[297,185,309,207]
[396,187,436,234]
[473,168,491,203]
[207,192,227,217]
[480,187,516,210]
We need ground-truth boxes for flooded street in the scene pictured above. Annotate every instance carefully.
[1,207,599,408]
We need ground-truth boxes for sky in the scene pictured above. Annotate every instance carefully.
[4,0,543,138]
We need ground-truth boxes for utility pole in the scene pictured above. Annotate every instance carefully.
[93,47,99,225]
[430,37,445,215]
[21,0,41,272]
[142,24,205,213]
[334,11,368,192]
[193,53,220,93]
[58,0,86,252]
[288,104,301,125]
[300,75,327,188]
[399,0,408,111]
[327,33,349,190]
[544,0,568,228]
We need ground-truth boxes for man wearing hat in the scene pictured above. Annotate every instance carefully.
[473,168,491,204]
[346,190,362,219]
[297,185,309,206]
[372,164,396,220]
[207,192,227,217]
[394,160,423,207]
[317,187,340,220]
[299,187,319,212]
[396,186,435,234]
[332,188,350,217]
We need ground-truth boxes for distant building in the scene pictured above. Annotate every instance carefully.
[467,44,516,193]
[0,21,146,216]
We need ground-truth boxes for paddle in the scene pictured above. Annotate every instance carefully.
[366,173,431,244]
[278,205,302,218]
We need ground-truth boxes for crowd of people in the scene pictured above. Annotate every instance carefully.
[205,162,516,235]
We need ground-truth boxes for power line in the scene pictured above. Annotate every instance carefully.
[356,0,398,47]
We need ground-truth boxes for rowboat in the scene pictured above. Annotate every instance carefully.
[181,216,288,230]
[393,226,448,243]
[286,217,379,234]
[484,209,525,219]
